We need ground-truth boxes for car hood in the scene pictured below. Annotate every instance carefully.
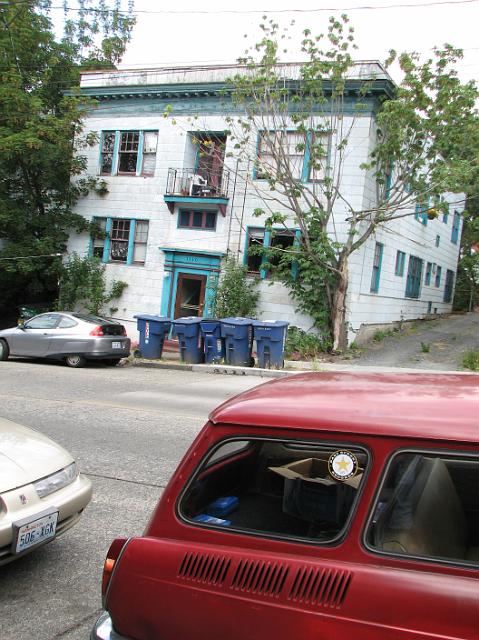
[0,417,73,493]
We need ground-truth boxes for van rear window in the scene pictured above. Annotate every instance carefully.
[179,438,368,544]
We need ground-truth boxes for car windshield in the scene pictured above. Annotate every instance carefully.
[71,313,117,325]
[180,438,368,544]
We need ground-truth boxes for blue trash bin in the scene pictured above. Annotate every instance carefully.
[134,315,171,359]
[200,319,225,364]
[253,320,289,369]
[172,317,204,364]
[220,317,254,367]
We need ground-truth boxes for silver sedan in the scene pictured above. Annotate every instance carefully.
[0,312,131,368]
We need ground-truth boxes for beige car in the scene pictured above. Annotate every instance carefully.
[0,416,92,564]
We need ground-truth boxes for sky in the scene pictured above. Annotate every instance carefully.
[105,0,479,85]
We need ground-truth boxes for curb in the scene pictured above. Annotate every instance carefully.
[131,358,292,377]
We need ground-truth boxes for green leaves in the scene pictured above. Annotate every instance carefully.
[212,257,259,319]
[0,1,134,317]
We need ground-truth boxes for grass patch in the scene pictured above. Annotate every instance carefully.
[372,329,395,343]
[420,342,431,353]
[462,350,479,371]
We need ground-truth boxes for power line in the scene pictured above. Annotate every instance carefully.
[42,0,479,14]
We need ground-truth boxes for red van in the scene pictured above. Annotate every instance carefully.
[91,372,479,640]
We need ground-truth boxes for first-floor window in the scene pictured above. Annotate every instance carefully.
[91,217,149,265]
[395,250,405,277]
[245,227,299,278]
[425,262,432,286]
[435,265,442,288]
[444,269,454,303]
[405,255,423,298]
[370,242,384,293]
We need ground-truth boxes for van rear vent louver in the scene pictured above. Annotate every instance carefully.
[288,567,352,608]
[178,552,231,586]
[230,559,289,597]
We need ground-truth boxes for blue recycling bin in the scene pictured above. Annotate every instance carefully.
[172,317,204,364]
[253,320,289,369]
[220,317,254,367]
[134,315,171,359]
[200,319,225,364]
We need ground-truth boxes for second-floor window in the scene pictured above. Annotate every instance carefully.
[255,130,327,183]
[91,217,149,265]
[451,211,461,244]
[100,130,158,177]
[414,199,428,225]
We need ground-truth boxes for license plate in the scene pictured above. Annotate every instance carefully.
[13,510,58,554]
[112,341,122,349]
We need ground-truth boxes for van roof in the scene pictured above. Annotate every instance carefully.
[209,372,479,444]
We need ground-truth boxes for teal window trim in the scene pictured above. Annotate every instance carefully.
[99,129,158,177]
[89,216,148,265]
[177,208,218,231]
[370,242,384,293]
[261,229,271,279]
[301,131,312,183]
[394,250,405,277]
[103,217,112,262]
[385,160,394,200]
[291,229,301,280]
[425,262,432,286]
[451,211,460,244]
[136,131,145,176]
[435,265,442,288]
[112,131,120,175]
[126,219,136,265]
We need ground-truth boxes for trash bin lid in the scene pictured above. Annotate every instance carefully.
[221,317,254,326]
[134,314,171,322]
[253,320,289,328]
[172,316,203,324]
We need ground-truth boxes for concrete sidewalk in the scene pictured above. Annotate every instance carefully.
[130,357,478,378]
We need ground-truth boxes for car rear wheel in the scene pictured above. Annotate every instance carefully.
[0,339,9,361]
[65,354,86,368]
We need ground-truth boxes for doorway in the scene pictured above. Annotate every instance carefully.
[174,273,206,318]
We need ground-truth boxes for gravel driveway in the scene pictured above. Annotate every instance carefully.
[341,312,479,371]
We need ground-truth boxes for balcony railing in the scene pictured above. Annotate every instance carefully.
[166,167,230,199]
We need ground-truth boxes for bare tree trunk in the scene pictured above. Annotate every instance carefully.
[331,256,349,352]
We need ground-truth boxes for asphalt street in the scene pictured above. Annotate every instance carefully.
[0,359,262,640]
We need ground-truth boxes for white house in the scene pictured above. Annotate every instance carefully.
[68,63,463,344]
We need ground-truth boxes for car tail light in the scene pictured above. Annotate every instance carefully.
[102,537,128,604]
[90,325,104,336]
